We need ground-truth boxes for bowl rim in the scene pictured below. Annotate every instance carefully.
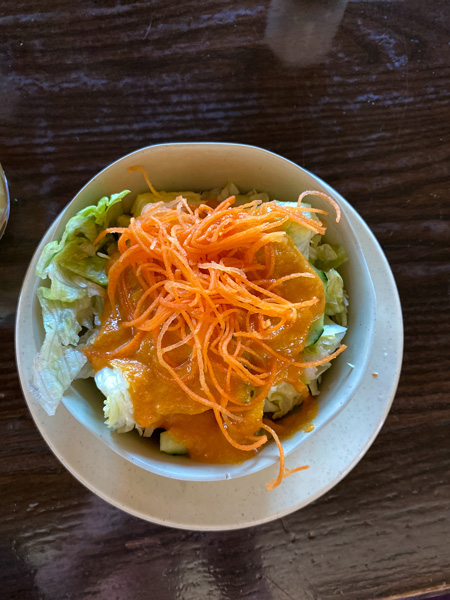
[16,142,377,482]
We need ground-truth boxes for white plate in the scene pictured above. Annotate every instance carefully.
[16,187,402,531]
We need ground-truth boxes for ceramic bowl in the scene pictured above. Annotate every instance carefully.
[17,143,377,482]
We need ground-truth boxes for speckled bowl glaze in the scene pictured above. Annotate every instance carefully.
[18,143,377,482]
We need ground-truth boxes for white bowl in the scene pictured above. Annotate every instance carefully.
[17,143,376,482]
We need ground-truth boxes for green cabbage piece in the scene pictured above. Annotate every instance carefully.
[32,191,129,415]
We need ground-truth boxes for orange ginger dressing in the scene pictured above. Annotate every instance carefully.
[84,236,325,464]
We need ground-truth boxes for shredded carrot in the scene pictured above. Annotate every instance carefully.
[262,422,309,491]
[298,190,341,223]
[95,173,345,490]
[128,166,164,198]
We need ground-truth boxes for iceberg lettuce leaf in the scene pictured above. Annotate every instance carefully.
[300,318,347,395]
[132,190,203,217]
[132,183,271,217]
[273,202,320,258]
[33,192,129,416]
[325,268,349,325]
[95,366,136,433]
[310,242,348,271]
[31,331,90,416]
[37,191,129,277]
[95,366,154,436]
[264,381,308,419]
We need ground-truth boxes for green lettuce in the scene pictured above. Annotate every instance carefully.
[264,381,309,419]
[301,318,347,394]
[325,268,348,326]
[32,191,129,415]
[310,242,348,271]
[33,182,350,428]
[132,183,271,217]
[277,202,321,258]
[132,190,203,217]
[95,366,154,436]
[213,182,270,205]
[31,329,92,416]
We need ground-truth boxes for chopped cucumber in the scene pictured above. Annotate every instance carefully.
[304,268,327,346]
[306,314,324,346]
[160,431,188,455]
[116,214,131,228]
[312,266,328,286]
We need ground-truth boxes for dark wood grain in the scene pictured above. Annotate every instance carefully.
[1,1,449,599]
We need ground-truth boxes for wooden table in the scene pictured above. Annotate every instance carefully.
[1,1,449,598]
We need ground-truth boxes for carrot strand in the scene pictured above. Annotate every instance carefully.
[95,177,345,487]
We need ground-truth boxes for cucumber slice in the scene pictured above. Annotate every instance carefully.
[304,267,327,346]
[160,431,188,455]
[116,214,131,228]
[306,314,324,346]
[312,266,328,286]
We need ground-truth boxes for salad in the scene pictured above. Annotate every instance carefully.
[32,171,348,490]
